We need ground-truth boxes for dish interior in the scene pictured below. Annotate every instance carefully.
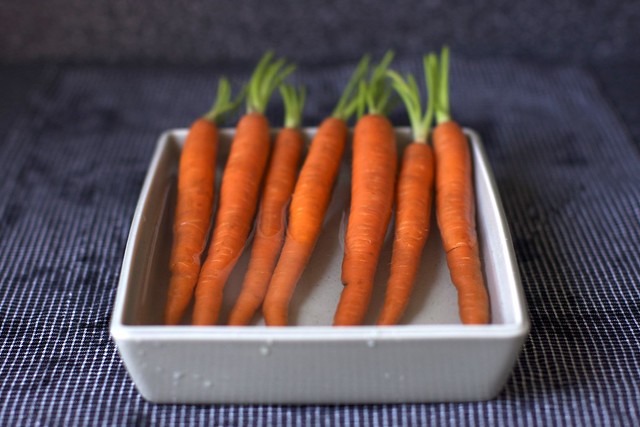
[119,128,522,328]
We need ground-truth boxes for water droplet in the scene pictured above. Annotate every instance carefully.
[172,371,184,380]
[383,372,390,379]
[154,366,162,372]
[203,380,213,388]
[367,339,376,348]
[259,345,271,356]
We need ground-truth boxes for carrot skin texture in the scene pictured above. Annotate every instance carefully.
[192,113,271,325]
[335,114,397,326]
[377,143,434,325]
[433,120,489,324]
[262,239,314,326]
[227,128,304,326]
[263,117,348,326]
[164,118,218,325]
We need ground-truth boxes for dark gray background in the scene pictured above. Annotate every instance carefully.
[1,0,639,65]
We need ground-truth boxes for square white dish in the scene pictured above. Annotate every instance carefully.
[110,126,529,404]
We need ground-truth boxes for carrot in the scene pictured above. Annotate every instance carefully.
[192,53,295,325]
[227,84,306,326]
[376,61,436,325]
[430,47,490,324]
[164,78,244,325]
[334,52,398,326]
[262,57,370,326]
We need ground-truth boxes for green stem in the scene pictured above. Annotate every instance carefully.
[432,46,451,124]
[362,50,395,116]
[202,77,246,124]
[331,55,370,120]
[388,71,425,142]
[246,52,296,115]
[355,80,367,121]
[280,84,306,129]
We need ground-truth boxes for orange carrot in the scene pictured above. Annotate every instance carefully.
[164,78,243,325]
[334,52,398,326]
[192,53,295,325]
[431,47,489,324]
[262,57,370,326]
[376,61,437,325]
[227,85,306,326]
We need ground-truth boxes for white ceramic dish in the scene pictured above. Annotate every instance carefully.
[110,127,529,404]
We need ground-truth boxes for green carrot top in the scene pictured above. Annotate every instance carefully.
[280,84,306,129]
[386,55,436,144]
[331,55,371,121]
[246,52,296,115]
[202,77,245,124]
[355,51,395,118]
[430,46,451,125]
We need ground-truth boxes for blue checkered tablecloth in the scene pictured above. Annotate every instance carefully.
[0,56,639,426]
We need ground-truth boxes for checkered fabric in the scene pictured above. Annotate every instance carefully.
[0,57,639,426]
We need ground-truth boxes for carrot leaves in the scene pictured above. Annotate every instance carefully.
[204,48,452,128]
[280,84,306,129]
[203,77,246,124]
[331,55,371,121]
[387,45,452,139]
[247,52,296,115]
[387,56,435,144]
[319,51,398,121]
[430,46,451,125]
[365,51,395,115]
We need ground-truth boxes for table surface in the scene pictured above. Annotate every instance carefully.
[0,57,639,426]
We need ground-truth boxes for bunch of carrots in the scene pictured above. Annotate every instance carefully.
[164,47,490,327]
